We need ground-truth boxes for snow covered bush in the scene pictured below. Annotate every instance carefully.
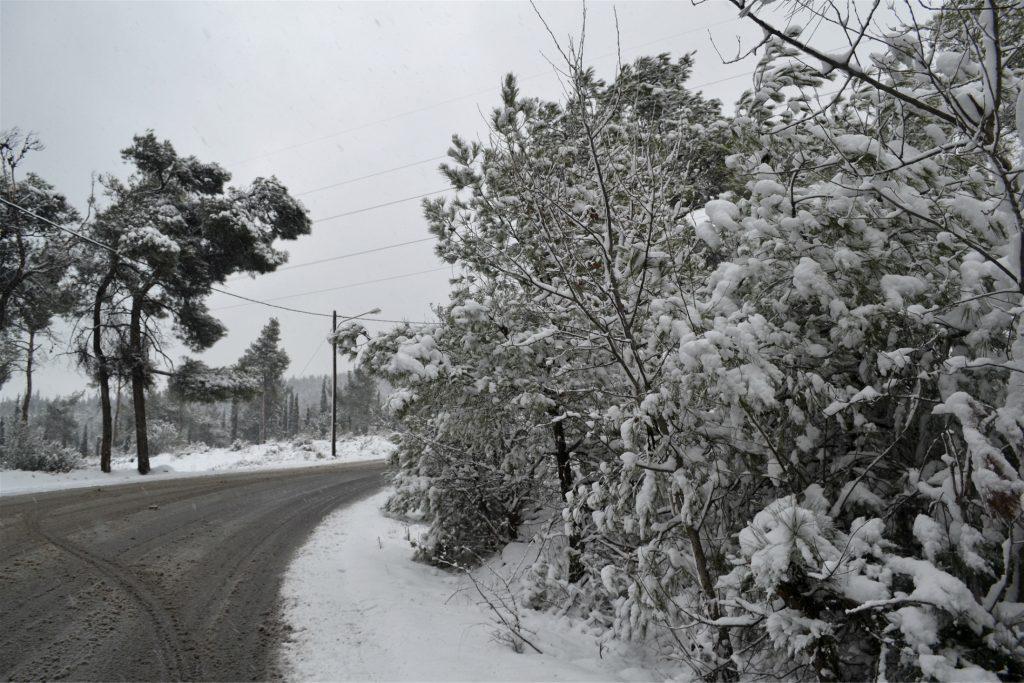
[655,3,1024,677]
[0,422,83,473]
[359,314,558,567]
[146,418,187,456]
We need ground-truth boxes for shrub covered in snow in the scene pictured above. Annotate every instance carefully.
[371,340,554,567]
[146,419,188,457]
[0,422,83,473]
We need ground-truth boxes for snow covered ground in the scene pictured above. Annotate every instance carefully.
[0,435,395,497]
[279,490,676,682]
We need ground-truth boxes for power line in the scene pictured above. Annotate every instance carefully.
[0,196,366,321]
[297,337,328,375]
[294,76,769,229]
[230,17,743,167]
[234,62,752,278]
[287,70,757,223]
[1,196,134,262]
[213,266,451,311]
[217,62,843,313]
[295,156,447,197]
[204,287,332,318]
[294,71,751,218]
[232,91,498,166]
[288,60,837,228]
[284,63,747,203]
[227,236,437,281]
[4,195,447,326]
[688,70,756,91]
[312,188,452,224]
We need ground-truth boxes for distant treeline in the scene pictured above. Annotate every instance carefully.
[0,368,382,459]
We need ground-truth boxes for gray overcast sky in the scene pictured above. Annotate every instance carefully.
[1,0,792,398]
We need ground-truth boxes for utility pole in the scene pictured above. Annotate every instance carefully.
[331,309,338,457]
[329,306,380,458]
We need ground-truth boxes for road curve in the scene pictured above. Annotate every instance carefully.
[0,461,387,681]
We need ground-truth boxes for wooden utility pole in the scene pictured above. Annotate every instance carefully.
[331,309,337,457]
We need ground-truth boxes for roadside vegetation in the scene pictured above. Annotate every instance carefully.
[339,1,1024,680]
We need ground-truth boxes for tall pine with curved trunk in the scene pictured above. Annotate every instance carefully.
[94,132,310,473]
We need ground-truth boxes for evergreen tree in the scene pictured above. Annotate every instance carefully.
[79,423,89,456]
[89,132,310,473]
[41,394,81,446]
[319,377,329,415]
[1,130,80,418]
[237,318,290,443]
[282,388,292,439]
[338,367,378,434]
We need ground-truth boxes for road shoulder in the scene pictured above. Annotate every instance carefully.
[277,489,667,682]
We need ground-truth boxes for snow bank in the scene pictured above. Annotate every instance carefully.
[0,435,395,497]
[278,490,672,682]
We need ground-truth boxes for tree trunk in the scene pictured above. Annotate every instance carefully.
[113,383,122,448]
[93,269,115,472]
[129,294,150,474]
[685,524,736,680]
[259,387,267,444]
[230,398,238,441]
[550,409,584,583]
[20,329,34,423]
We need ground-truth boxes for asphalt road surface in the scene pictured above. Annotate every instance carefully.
[0,460,387,681]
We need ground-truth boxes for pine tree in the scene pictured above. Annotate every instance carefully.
[319,377,329,415]
[237,319,290,444]
[79,423,89,456]
[2,131,80,424]
[281,389,291,440]
[88,132,310,473]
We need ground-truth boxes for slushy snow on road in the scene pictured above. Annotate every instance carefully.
[0,435,395,497]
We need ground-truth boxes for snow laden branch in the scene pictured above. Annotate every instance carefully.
[167,358,260,403]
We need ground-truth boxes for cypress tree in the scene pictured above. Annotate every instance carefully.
[237,319,290,444]
[282,389,291,440]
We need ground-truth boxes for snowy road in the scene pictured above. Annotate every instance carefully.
[0,460,387,681]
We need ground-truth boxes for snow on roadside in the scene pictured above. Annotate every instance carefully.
[279,489,674,682]
[0,435,395,498]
